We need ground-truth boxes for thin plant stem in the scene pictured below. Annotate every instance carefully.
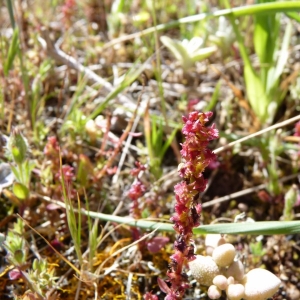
[214,114,300,154]
[150,0,168,125]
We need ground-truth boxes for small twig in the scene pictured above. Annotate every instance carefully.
[18,214,81,275]
[29,234,42,260]
[126,273,133,299]
[74,279,81,300]
[39,28,112,90]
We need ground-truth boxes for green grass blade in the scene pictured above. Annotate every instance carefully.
[244,64,269,122]
[83,209,300,235]
[224,0,268,123]
[205,80,221,112]
[88,219,98,270]
[151,115,158,149]
[76,194,82,261]
[6,0,15,28]
[253,6,278,68]
[89,59,148,119]
[155,118,164,156]
[4,28,19,77]
[160,125,179,159]
[272,20,292,87]
[64,77,88,119]
[60,162,82,265]
[193,221,300,235]
[286,11,300,22]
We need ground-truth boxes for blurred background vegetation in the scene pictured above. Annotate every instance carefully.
[1,0,300,299]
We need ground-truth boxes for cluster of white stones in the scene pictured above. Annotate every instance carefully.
[188,235,281,300]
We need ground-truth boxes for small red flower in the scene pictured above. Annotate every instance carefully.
[131,161,146,177]
[128,162,147,219]
[128,180,146,201]
[56,165,74,183]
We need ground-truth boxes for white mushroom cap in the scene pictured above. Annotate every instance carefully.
[227,276,235,285]
[226,283,245,300]
[242,268,281,300]
[212,243,236,267]
[213,274,228,290]
[188,255,220,286]
[208,284,222,299]
[205,234,226,255]
[226,260,245,281]
[205,234,221,256]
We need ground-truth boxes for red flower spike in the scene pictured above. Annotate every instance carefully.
[128,162,147,219]
[161,111,218,299]
[128,180,146,201]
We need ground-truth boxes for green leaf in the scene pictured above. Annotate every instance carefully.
[160,36,193,69]
[12,182,29,200]
[271,20,292,89]
[283,185,298,221]
[160,36,216,70]
[190,46,216,63]
[4,27,19,77]
[249,240,266,256]
[244,64,269,122]
[84,208,300,235]
[60,165,82,265]
[193,221,300,235]
[160,126,179,159]
[23,160,35,187]
[254,10,279,67]
[7,129,28,165]
[205,80,221,112]
[88,219,98,269]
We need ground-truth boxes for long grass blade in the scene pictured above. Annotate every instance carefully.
[285,11,300,23]
[84,209,300,235]
[4,28,19,77]
[193,221,300,235]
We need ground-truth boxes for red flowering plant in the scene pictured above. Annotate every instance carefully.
[128,162,170,252]
[128,161,147,219]
[159,111,218,299]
